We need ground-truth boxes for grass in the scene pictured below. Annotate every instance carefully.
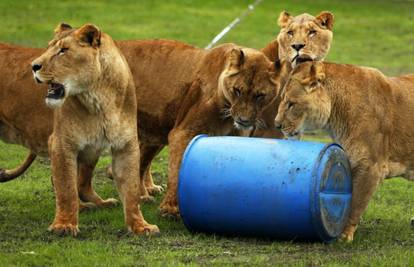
[1,0,414,266]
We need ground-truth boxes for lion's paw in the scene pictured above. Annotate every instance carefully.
[48,223,79,237]
[159,203,180,219]
[146,184,164,195]
[140,195,155,203]
[339,225,356,242]
[128,222,160,236]
[99,198,119,207]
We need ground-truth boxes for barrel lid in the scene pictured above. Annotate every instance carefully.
[311,143,352,242]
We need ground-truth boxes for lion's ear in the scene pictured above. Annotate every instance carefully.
[315,11,334,31]
[226,48,244,75]
[229,48,244,66]
[278,11,293,28]
[54,23,72,34]
[305,62,325,93]
[76,24,101,48]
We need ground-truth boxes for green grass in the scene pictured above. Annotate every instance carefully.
[1,0,414,266]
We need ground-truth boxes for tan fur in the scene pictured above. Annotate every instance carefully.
[31,24,159,236]
[275,11,334,66]
[256,11,334,138]
[275,61,414,241]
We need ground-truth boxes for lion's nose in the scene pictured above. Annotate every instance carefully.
[32,63,42,72]
[274,120,282,130]
[291,44,305,51]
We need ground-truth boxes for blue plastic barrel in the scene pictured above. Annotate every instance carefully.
[178,135,352,242]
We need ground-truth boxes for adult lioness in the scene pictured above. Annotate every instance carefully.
[275,61,414,241]
[257,10,334,138]
[31,24,159,236]
[120,40,280,216]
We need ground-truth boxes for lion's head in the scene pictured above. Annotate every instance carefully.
[219,48,280,130]
[277,11,334,67]
[274,61,331,138]
[31,23,103,108]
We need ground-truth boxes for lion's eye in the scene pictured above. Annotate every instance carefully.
[287,30,294,37]
[309,30,317,36]
[233,88,241,97]
[288,102,295,109]
[57,47,68,55]
[255,93,266,102]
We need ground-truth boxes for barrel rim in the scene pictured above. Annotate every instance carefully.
[178,134,208,230]
[310,142,351,243]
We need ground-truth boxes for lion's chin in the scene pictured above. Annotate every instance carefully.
[234,122,254,131]
[283,129,303,140]
[45,98,65,109]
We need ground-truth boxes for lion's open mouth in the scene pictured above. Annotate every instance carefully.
[47,83,65,99]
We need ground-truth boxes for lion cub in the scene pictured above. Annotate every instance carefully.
[31,24,159,236]
[275,61,414,241]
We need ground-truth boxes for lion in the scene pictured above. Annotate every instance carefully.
[256,10,334,138]
[120,40,281,217]
[275,61,414,241]
[31,23,159,236]
[0,42,124,210]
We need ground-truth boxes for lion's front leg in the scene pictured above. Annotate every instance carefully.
[340,162,382,242]
[111,139,159,235]
[49,137,79,236]
[159,129,194,218]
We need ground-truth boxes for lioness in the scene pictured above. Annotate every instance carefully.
[257,10,334,138]
[121,41,280,216]
[275,61,414,241]
[31,24,159,236]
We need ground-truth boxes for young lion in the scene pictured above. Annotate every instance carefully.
[275,61,414,241]
[31,24,159,236]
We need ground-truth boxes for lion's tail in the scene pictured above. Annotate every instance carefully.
[0,152,36,182]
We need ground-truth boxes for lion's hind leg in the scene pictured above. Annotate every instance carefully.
[77,161,118,210]
[139,144,164,203]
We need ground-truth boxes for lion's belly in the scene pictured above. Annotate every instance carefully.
[384,161,414,181]
[0,120,49,156]
[77,134,109,164]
